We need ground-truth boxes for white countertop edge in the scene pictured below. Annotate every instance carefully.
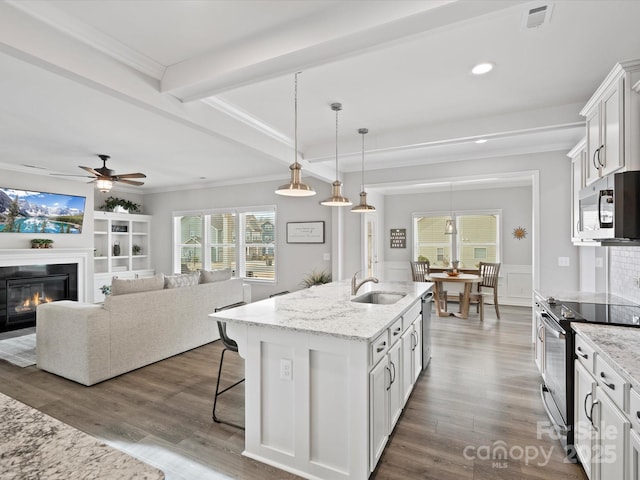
[210,280,433,342]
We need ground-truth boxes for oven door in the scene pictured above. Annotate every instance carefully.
[540,312,568,439]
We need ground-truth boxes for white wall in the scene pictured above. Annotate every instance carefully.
[0,168,94,249]
[609,247,640,303]
[143,176,332,300]
[340,150,579,296]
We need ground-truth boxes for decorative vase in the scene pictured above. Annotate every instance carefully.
[113,241,120,256]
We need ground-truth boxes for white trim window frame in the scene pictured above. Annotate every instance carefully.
[173,205,276,282]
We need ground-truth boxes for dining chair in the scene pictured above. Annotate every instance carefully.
[464,262,501,320]
[410,260,447,312]
[212,301,247,429]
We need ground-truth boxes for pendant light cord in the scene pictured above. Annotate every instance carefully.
[361,132,365,191]
[294,71,301,165]
[335,107,339,179]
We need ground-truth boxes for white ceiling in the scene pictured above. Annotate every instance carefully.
[0,0,639,193]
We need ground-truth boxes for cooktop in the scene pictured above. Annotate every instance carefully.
[543,299,640,327]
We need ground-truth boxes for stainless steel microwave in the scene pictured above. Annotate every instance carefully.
[578,171,640,240]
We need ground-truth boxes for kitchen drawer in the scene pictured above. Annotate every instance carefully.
[595,355,629,412]
[575,334,596,373]
[630,388,640,430]
[402,301,421,331]
[389,317,404,344]
[370,331,389,366]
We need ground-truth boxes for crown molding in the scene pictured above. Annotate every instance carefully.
[6,0,165,80]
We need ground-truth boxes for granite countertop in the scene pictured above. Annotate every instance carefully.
[572,323,640,390]
[534,289,637,305]
[210,279,432,342]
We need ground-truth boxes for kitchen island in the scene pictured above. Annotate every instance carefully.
[210,280,432,480]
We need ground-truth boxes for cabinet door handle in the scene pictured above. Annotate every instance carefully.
[584,392,593,423]
[593,147,600,170]
[411,331,419,350]
[636,411,640,421]
[392,326,402,337]
[600,372,615,390]
[576,346,589,359]
[537,323,544,342]
[597,144,605,167]
[385,366,392,391]
[376,341,387,353]
[390,361,396,384]
[589,399,599,432]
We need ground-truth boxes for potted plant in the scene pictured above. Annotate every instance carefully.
[300,270,332,288]
[100,196,142,214]
[31,238,54,249]
[132,244,141,255]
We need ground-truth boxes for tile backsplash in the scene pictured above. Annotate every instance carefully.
[609,247,640,303]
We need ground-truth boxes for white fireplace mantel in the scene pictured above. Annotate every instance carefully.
[0,248,93,302]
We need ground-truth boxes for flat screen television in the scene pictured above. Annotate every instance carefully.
[0,187,86,234]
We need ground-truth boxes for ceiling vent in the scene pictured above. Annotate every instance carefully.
[522,4,553,29]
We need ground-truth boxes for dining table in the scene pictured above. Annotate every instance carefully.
[426,272,482,319]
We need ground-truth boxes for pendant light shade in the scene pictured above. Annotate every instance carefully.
[275,72,316,197]
[444,183,457,234]
[351,128,376,213]
[321,103,352,206]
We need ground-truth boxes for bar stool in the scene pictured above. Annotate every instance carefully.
[212,301,246,429]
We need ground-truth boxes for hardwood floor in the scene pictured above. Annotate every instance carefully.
[0,306,587,480]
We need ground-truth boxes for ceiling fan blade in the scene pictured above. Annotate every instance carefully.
[79,165,101,177]
[114,172,146,179]
[115,178,145,186]
[49,173,95,178]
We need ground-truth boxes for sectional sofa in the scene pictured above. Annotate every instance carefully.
[36,271,250,386]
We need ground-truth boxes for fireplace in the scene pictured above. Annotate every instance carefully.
[0,264,78,332]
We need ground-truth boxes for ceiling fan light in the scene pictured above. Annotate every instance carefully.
[275,162,316,196]
[96,178,113,193]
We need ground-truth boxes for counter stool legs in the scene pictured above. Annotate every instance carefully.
[212,347,245,430]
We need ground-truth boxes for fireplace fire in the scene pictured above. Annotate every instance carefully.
[1,264,78,332]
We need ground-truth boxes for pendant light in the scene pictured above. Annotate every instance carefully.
[321,103,352,206]
[351,128,376,213]
[275,72,316,197]
[444,183,457,234]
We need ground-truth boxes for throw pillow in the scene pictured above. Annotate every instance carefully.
[164,272,200,289]
[110,273,165,296]
[199,268,232,283]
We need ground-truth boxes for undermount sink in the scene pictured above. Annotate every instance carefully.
[351,291,407,305]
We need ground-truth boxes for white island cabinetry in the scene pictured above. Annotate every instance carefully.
[213,280,432,480]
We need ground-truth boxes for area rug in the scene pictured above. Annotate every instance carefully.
[0,333,36,367]
[0,392,165,479]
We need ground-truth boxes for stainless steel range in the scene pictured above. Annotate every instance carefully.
[534,294,640,460]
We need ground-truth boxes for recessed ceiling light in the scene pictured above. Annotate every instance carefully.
[475,139,488,144]
[472,62,494,75]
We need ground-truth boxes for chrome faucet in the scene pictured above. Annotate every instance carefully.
[351,271,379,295]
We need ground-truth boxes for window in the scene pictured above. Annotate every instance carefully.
[173,206,276,281]
[413,211,500,269]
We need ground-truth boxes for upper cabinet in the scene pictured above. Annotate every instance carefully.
[580,59,640,185]
[568,137,586,241]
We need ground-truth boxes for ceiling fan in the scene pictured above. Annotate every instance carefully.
[53,154,146,191]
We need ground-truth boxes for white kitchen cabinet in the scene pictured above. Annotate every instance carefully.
[568,138,587,241]
[580,59,640,185]
[594,385,630,480]
[412,316,423,383]
[369,357,389,470]
[534,307,545,377]
[573,330,632,480]
[574,361,596,479]
[388,341,403,429]
[93,211,153,302]
[630,428,640,480]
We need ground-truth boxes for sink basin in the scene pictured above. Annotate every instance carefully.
[351,291,406,305]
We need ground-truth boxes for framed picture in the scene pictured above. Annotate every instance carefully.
[287,221,325,244]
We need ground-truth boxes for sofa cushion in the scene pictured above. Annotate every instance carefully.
[200,268,232,283]
[111,273,165,296]
[164,272,200,289]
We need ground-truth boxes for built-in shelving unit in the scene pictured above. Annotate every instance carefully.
[93,211,154,302]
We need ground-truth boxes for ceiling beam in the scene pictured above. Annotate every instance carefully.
[162,0,527,102]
